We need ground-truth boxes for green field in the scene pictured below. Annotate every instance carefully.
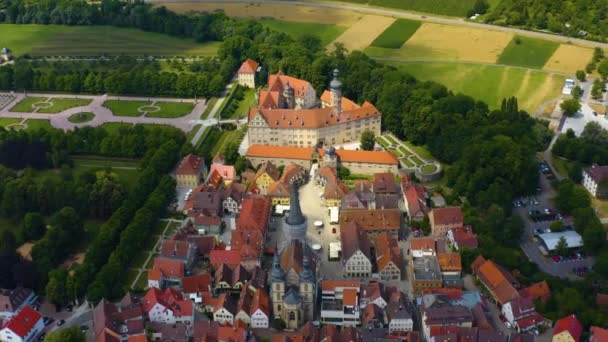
[24,119,52,130]
[392,62,564,112]
[497,36,559,69]
[259,19,347,46]
[232,89,257,119]
[371,19,421,48]
[146,102,194,118]
[0,118,21,127]
[72,157,140,190]
[103,100,149,117]
[68,112,95,123]
[0,24,220,56]
[197,125,247,159]
[10,97,90,113]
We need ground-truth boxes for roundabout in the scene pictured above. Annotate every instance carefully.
[138,105,160,113]
[68,112,95,123]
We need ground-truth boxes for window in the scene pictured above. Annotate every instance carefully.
[289,311,296,321]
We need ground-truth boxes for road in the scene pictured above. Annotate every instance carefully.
[190,82,234,146]
[146,0,608,49]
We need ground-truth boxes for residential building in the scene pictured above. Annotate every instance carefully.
[386,288,413,334]
[590,326,608,342]
[582,164,608,198]
[360,281,387,309]
[409,238,436,258]
[214,264,265,292]
[222,182,246,214]
[148,322,191,342]
[208,164,236,186]
[250,288,270,328]
[0,306,43,342]
[340,221,373,278]
[437,253,462,277]
[213,293,238,325]
[237,58,259,88]
[160,240,196,270]
[471,256,519,306]
[248,69,381,148]
[447,226,478,250]
[373,172,399,194]
[148,257,185,289]
[320,280,361,326]
[210,250,241,267]
[408,255,443,294]
[93,293,145,341]
[501,297,544,333]
[316,165,349,207]
[339,208,401,241]
[249,161,280,195]
[341,183,400,210]
[176,154,206,187]
[142,288,194,325]
[403,184,428,222]
[429,207,463,236]
[246,145,398,174]
[421,304,473,342]
[552,314,583,342]
[267,163,307,205]
[0,287,36,319]
[519,280,551,303]
[375,232,402,281]
[182,274,212,304]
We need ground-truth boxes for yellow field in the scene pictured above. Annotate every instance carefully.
[328,15,395,51]
[515,71,564,112]
[157,2,361,25]
[398,23,514,63]
[543,44,594,74]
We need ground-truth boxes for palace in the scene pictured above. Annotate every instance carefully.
[248,69,381,148]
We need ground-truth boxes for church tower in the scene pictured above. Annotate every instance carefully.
[330,68,342,114]
[282,182,308,246]
[271,252,285,318]
[299,255,316,320]
[283,80,295,109]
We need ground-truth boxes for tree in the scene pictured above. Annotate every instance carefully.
[46,326,85,342]
[598,178,608,199]
[360,130,375,151]
[575,70,586,82]
[46,269,68,306]
[571,86,583,98]
[550,221,565,232]
[223,140,240,165]
[591,79,605,99]
[555,237,568,256]
[337,166,350,179]
[598,59,608,79]
[20,212,46,241]
[271,318,286,331]
[472,0,489,14]
[234,156,248,174]
[560,98,581,117]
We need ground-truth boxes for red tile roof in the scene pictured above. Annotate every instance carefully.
[519,280,551,303]
[437,253,462,272]
[218,326,247,342]
[251,288,270,316]
[238,59,258,74]
[182,274,211,294]
[596,293,608,307]
[430,207,463,227]
[3,305,41,338]
[375,232,401,271]
[474,258,519,305]
[591,326,608,342]
[515,313,544,331]
[320,90,359,110]
[339,209,401,233]
[141,288,193,318]
[210,250,241,266]
[404,184,428,217]
[343,288,358,306]
[410,237,436,251]
[209,164,236,181]
[340,221,372,261]
[160,240,192,259]
[322,280,360,292]
[448,226,478,249]
[152,257,184,279]
[176,154,205,176]
[148,269,161,282]
[553,314,583,342]
[237,197,271,234]
[373,172,398,194]
[246,145,398,165]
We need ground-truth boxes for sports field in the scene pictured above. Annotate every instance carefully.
[10,97,91,113]
[370,19,421,49]
[259,19,347,46]
[0,24,219,56]
[159,2,361,26]
[543,44,595,74]
[393,62,564,112]
[368,23,513,63]
[329,15,395,51]
[497,36,559,69]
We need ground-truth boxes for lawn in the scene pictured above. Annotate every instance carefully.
[134,271,148,290]
[10,97,90,113]
[411,155,424,165]
[99,122,134,134]
[401,140,435,161]
[146,102,194,118]
[197,125,247,159]
[68,112,95,123]
[259,19,347,46]
[0,24,220,56]
[366,23,513,63]
[401,158,415,168]
[0,118,20,127]
[497,36,560,69]
[392,61,564,112]
[421,164,438,174]
[591,197,608,220]
[103,100,149,117]
[72,156,140,190]
[371,19,421,49]
[232,89,257,119]
[202,98,218,119]
[24,119,52,130]
[165,222,182,238]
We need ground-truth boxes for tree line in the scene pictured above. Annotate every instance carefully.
[486,0,608,42]
[553,122,608,166]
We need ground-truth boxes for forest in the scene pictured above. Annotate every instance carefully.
[488,0,608,41]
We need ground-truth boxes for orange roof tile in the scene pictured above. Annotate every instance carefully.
[375,232,401,271]
[152,257,184,278]
[246,145,398,166]
[176,154,205,176]
[321,280,360,292]
[519,280,550,302]
[430,207,463,226]
[320,90,359,111]
[343,288,358,306]
[437,253,462,272]
[476,259,519,305]
[238,59,258,74]
[339,209,401,232]
[410,237,436,251]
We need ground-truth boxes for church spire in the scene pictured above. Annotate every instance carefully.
[285,182,305,226]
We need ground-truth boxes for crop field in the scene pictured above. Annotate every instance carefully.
[393,62,564,112]
[370,19,421,49]
[10,97,91,113]
[0,24,219,57]
[543,44,595,74]
[159,2,361,26]
[368,23,513,63]
[329,15,395,51]
[259,19,347,46]
[497,36,560,69]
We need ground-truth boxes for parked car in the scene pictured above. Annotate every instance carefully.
[552,256,561,263]
[38,333,46,341]
[57,320,66,326]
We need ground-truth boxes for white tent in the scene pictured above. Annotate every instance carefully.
[538,231,583,251]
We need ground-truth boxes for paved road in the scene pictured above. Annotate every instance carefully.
[190,83,234,146]
[147,0,608,49]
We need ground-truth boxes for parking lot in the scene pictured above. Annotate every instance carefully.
[515,161,593,279]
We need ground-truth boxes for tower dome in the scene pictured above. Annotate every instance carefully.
[271,251,286,282]
[330,69,342,90]
[300,254,315,284]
